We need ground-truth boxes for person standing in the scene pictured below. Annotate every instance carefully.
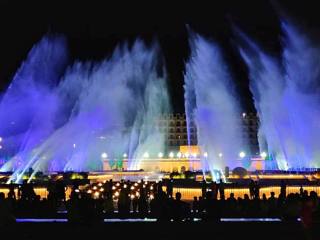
[201,180,207,199]
[218,178,225,200]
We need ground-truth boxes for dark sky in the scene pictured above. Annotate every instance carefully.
[0,0,319,113]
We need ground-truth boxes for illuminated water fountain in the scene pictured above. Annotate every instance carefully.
[238,20,320,170]
[184,32,249,176]
[0,38,170,182]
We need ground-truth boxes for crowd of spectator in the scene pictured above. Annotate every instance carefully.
[0,178,319,229]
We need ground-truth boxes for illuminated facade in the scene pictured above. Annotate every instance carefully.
[241,112,259,154]
[101,113,261,172]
[157,113,197,148]
[158,113,259,153]
[103,158,201,172]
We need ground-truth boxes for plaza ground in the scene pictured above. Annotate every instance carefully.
[2,221,319,240]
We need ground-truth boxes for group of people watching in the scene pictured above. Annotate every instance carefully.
[0,178,319,228]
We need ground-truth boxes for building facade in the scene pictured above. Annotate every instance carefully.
[158,112,259,154]
[157,113,197,148]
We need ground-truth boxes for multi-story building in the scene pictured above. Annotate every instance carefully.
[158,112,259,154]
[241,112,260,154]
[158,113,197,149]
[101,113,262,172]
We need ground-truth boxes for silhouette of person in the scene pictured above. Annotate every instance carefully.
[254,181,260,199]
[249,180,255,199]
[157,181,163,195]
[192,196,199,213]
[280,180,287,198]
[138,189,148,218]
[19,180,36,201]
[218,178,225,199]
[0,192,15,226]
[300,186,304,197]
[56,180,66,202]
[198,196,205,213]
[172,192,189,221]
[167,177,173,198]
[118,188,130,218]
[7,181,16,200]
[204,191,220,221]
[201,180,207,198]
[210,181,217,199]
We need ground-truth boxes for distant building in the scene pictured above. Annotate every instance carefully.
[101,113,262,172]
[157,113,197,149]
[241,112,260,154]
[157,112,259,154]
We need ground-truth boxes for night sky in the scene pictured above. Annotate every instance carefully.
[0,0,319,113]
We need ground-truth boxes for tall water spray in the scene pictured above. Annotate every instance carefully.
[1,39,170,181]
[0,35,68,171]
[184,33,248,174]
[238,21,320,169]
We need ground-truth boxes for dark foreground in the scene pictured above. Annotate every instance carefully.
[2,222,319,240]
